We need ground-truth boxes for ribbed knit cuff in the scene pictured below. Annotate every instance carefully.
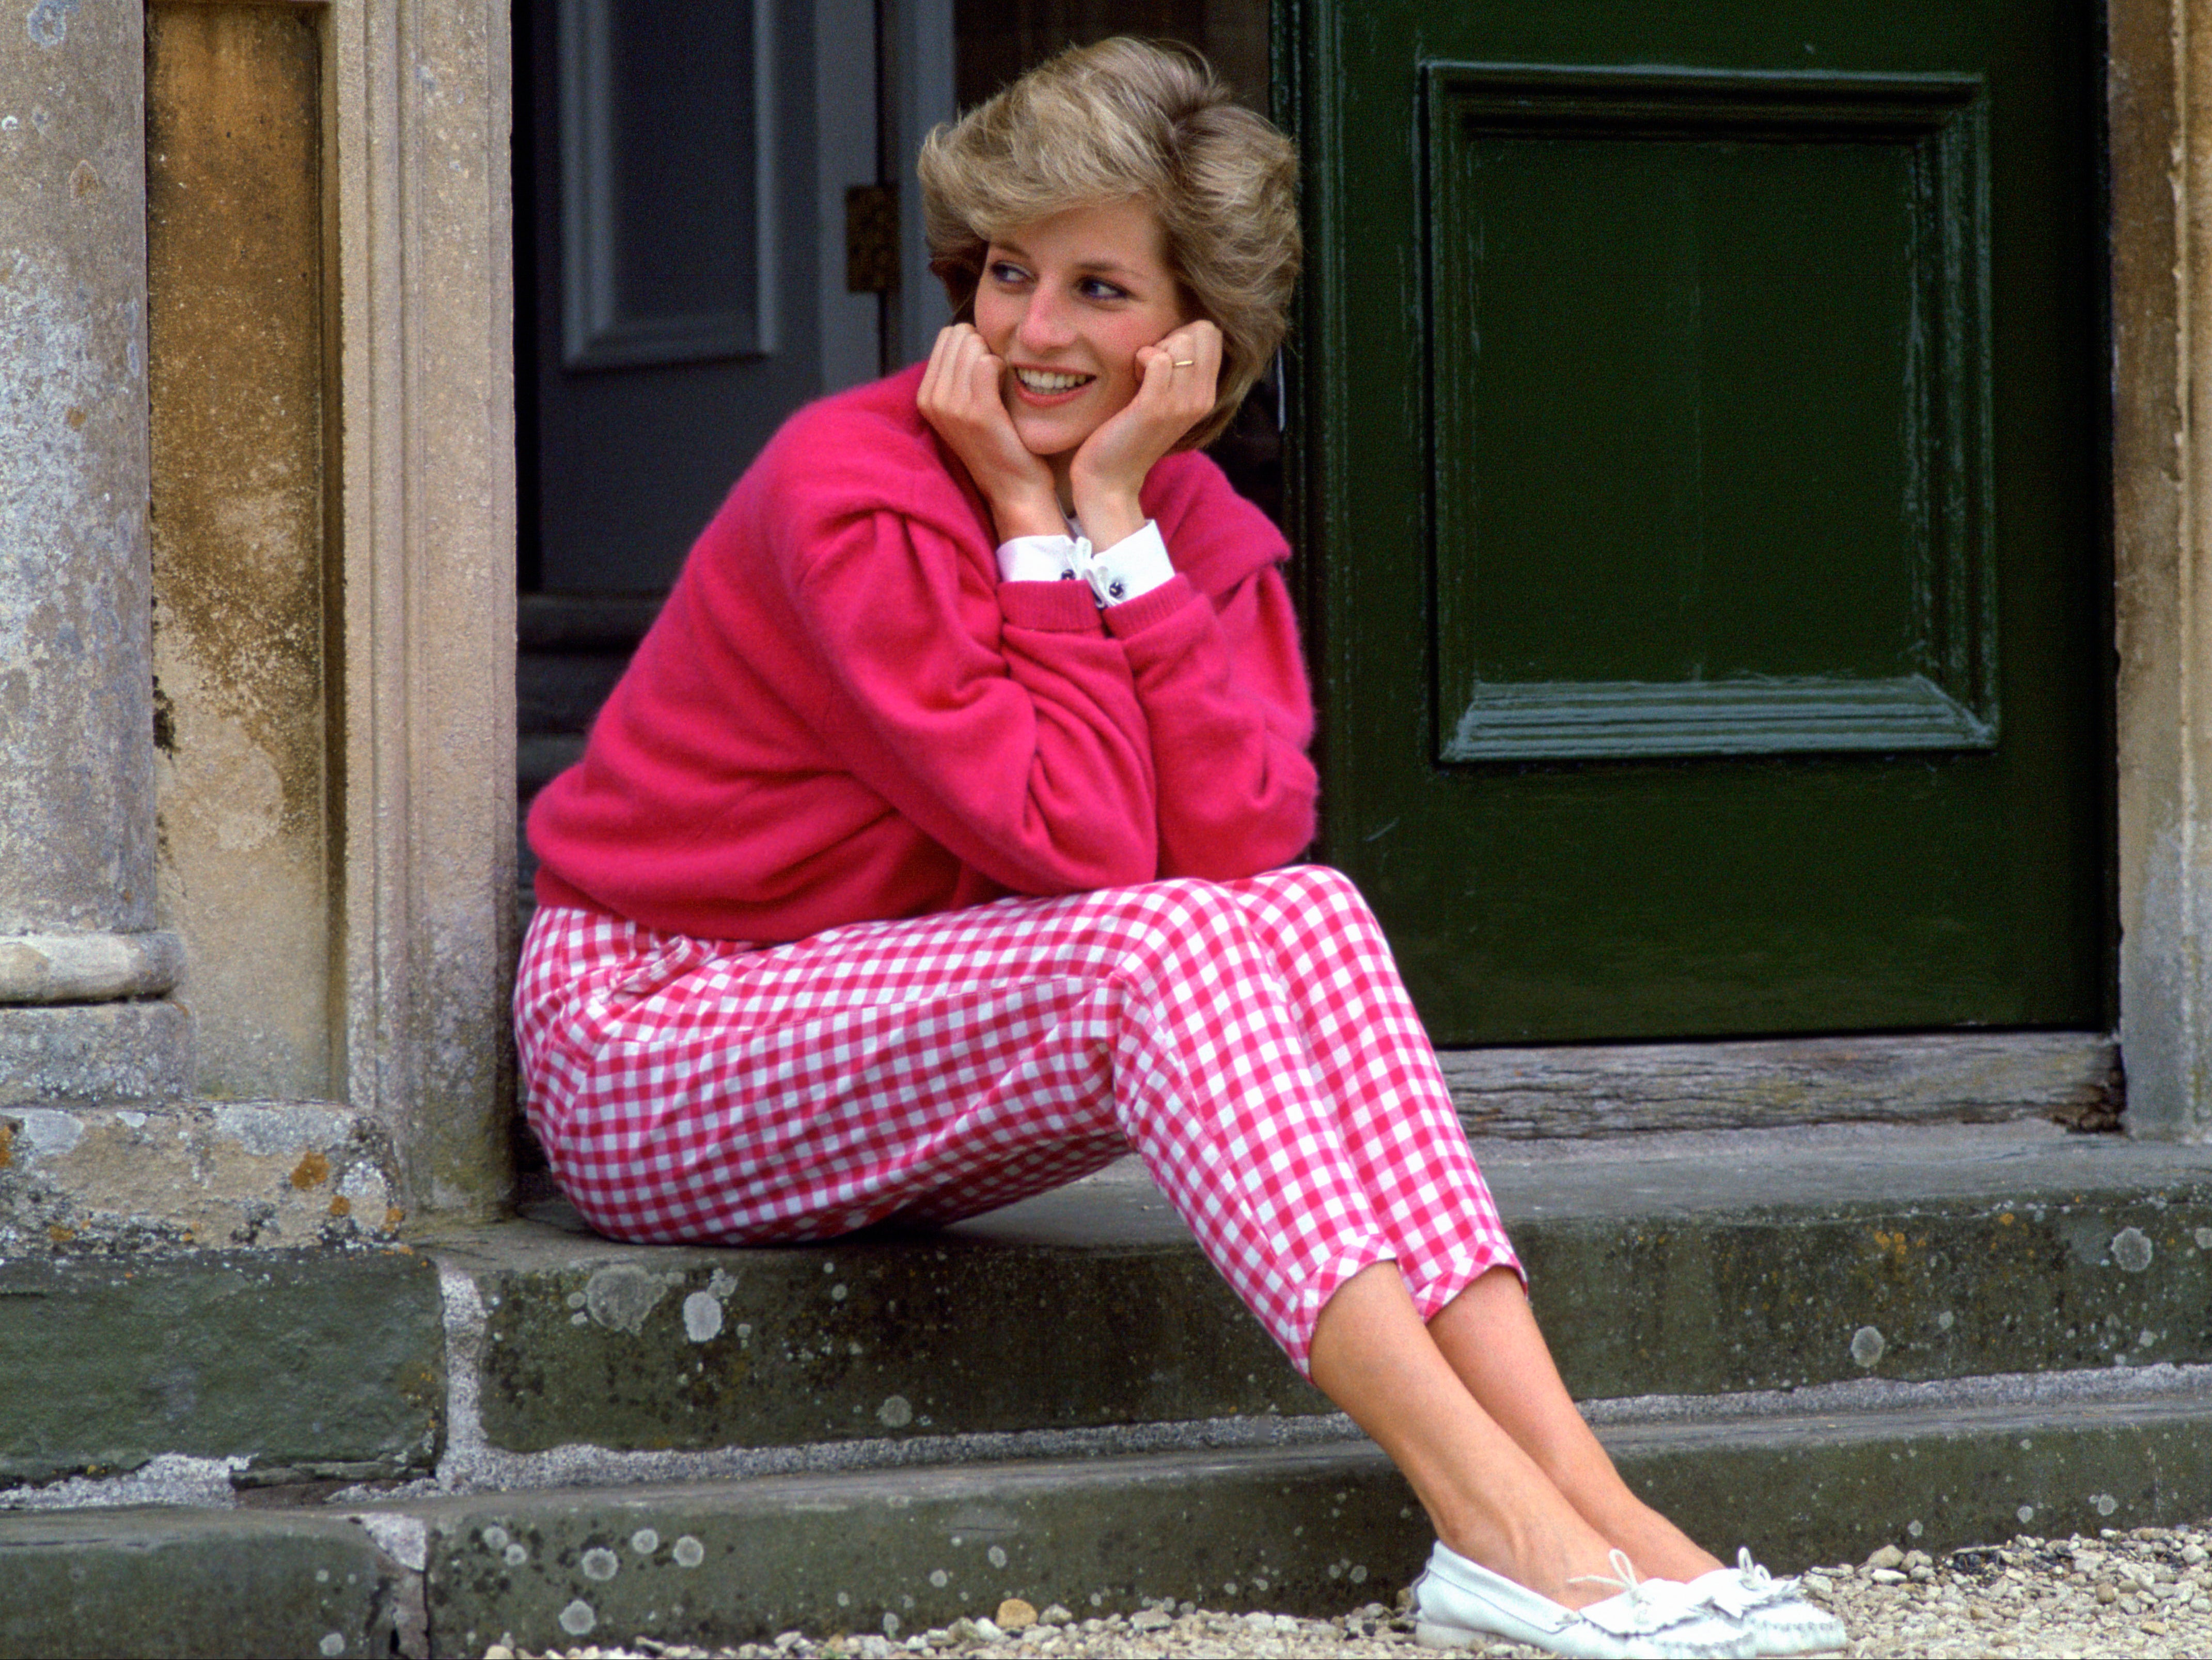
[1100,572,1199,638]
[998,578,1108,633]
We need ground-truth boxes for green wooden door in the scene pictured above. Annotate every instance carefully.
[1285,0,2107,1043]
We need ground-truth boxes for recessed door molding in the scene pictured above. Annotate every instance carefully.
[558,0,780,369]
[1423,62,1996,764]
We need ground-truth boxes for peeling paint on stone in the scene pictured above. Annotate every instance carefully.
[584,1265,671,1335]
[2111,1226,2156,1271]
[24,0,77,48]
[681,1290,723,1343]
[12,1106,85,1160]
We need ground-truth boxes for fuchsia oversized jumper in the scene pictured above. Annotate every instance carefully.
[527,363,1320,943]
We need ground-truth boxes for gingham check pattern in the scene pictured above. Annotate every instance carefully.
[515,864,1520,1372]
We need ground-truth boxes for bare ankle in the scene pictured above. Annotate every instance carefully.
[1602,1503,1724,1582]
[1437,1513,1629,1610]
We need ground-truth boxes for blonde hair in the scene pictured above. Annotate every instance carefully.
[917,37,1299,451]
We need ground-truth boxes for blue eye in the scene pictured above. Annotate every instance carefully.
[988,260,1028,285]
[1079,278,1128,302]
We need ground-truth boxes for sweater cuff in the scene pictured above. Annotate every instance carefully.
[1101,572,1200,638]
[999,578,1109,633]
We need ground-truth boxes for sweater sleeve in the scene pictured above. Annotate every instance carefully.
[1103,562,1320,880]
[787,504,1164,896]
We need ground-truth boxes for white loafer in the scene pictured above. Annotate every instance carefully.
[1681,1550,1848,1657]
[1414,1541,1755,1659]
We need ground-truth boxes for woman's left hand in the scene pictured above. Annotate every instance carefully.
[1066,320,1224,550]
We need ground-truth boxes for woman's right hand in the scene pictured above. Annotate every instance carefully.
[916,325,1066,543]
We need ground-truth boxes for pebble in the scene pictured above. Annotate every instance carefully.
[480,1519,2212,1659]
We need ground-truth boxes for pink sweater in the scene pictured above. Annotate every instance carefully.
[528,364,1319,943]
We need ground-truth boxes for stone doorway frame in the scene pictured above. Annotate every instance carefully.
[353,0,2212,1208]
[323,0,516,1214]
[2113,0,2212,1140]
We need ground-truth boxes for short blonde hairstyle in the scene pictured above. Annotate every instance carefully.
[917,37,1299,452]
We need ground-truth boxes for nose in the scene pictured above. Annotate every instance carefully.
[1015,286,1076,355]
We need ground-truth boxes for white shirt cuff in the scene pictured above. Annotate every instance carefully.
[995,533,1087,586]
[994,520,1176,607]
[1080,520,1175,608]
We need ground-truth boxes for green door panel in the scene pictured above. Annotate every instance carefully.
[1429,68,1995,762]
[1285,1,2106,1042]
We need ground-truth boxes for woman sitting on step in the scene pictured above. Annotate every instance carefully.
[516,38,1841,1660]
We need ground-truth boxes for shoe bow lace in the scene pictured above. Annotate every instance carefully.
[1570,1548,1706,1635]
[1698,1547,1802,1618]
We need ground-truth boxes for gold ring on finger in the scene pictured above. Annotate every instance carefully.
[1172,359,1195,368]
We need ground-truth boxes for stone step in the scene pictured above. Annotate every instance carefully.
[7,1123,2209,1489]
[0,1241,442,1488]
[7,1370,2212,1657]
[430,1123,2212,1459]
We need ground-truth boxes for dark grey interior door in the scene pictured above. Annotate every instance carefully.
[525,0,862,594]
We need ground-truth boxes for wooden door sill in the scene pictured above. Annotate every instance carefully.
[1441,1031,2119,1139]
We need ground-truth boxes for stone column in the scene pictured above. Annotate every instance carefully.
[0,0,187,1101]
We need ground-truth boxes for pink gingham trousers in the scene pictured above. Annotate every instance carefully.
[514,864,1520,1373]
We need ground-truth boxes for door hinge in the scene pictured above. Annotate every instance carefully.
[845,183,900,294]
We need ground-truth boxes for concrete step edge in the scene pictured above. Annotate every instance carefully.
[9,1376,2212,1658]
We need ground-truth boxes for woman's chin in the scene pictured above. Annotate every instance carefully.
[1014,424,1093,467]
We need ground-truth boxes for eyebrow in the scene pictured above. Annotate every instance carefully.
[990,239,1147,282]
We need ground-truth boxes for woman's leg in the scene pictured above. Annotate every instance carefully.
[1219,866,1518,1324]
[519,878,1400,1330]
[1308,1262,1633,1607]
[1224,867,1719,1583]
[514,900,1134,1242]
[1425,1270,1720,1583]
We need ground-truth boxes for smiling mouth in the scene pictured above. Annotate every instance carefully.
[1012,367,1094,394]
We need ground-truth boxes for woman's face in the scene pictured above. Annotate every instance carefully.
[972,197,1190,464]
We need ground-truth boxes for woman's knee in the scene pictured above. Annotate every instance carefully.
[1238,862,1378,928]
[1128,876,1261,946]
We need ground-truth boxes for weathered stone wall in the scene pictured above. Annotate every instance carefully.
[147,4,337,1102]
[2112,0,2212,1138]
[0,0,156,939]
[0,0,190,1101]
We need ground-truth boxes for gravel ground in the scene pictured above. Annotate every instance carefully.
[483,1521,2212,1660]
